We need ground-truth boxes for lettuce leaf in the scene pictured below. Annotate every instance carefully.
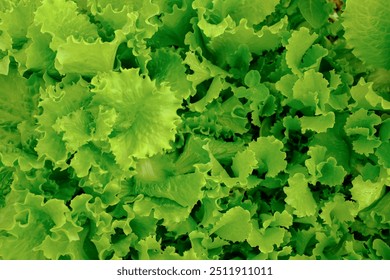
[284,173,317,217]
[0,0,389,261]
[343,0,390,69]
[248,136,287,178]
[91,69,181,168]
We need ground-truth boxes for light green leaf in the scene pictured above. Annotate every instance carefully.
[285,28,318,75]
[231,149,259,187]
[0,27,11,75]
[210,0,280,26]
[247,222,286,253]
[189,76,227,112]
[344,108,381,136]
[309,113,352,172]
[149,0,195,48]
[25,24,56,73]
[248,136,287,178]
[207,17,288,67]
[298,0,333,29]
[261,210,293,229]
[344,108,382,155]
[305,145,347,187]
[184,51,229,89]
[284,173,317,217]
[36,78,92,168]
[0,192,76,260]
[292,69,330,114]
[148,47,194,100]
[320,194,358,225]
[376,142,390,168]
[343,0,390,69]
[34,0,99,50]
[133,196,191,228]
[316,157,347,187]
[350,78,390,110]
[91,69,181,168]
[134,171,205,208]
[300,112,335,133]
[211,206,251,242]
[358,192,390,230]
[0,0,40,49]
[91,106,117,142]
[55,37,120,76]
[275,73,298,102]
[373,239,390,259]
[301,44,328,72]
[244,70,261,88]
[351,175,386,211]
[52,109,93,153]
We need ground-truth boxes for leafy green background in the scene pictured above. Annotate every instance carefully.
[0,0,389,260]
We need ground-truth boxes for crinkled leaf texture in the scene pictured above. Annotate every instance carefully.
[0,0,389,261]
[343,0,390,69]
[90,69,182,168]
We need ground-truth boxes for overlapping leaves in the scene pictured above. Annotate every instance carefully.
[0,0,389,260]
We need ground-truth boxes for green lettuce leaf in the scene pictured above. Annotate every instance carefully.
[133,170,205,208]
[149,0,195,48]
[351,176,385,212]
[284,173,317,217]
[34,0,99,50]
[90,69,181,168]
[35,76,93,169]
[298,0,333,29]
[343,0,390,69]
[300,112,335,133]
[305,145,347,187]
[1,0,389,261]
[320,194,357,226]
[247,221,287,254]
[55,37,120,76]
[344,108,382,155]
[211,206,251,242]
[206,17,288,68]
[248,136,287,178]
[285,28,318,76]
[0,191,79,259]
[148,47,194,99]
[350,78,390,111]
[0,67,42,170]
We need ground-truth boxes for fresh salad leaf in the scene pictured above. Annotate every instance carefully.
[0,0,388,260]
